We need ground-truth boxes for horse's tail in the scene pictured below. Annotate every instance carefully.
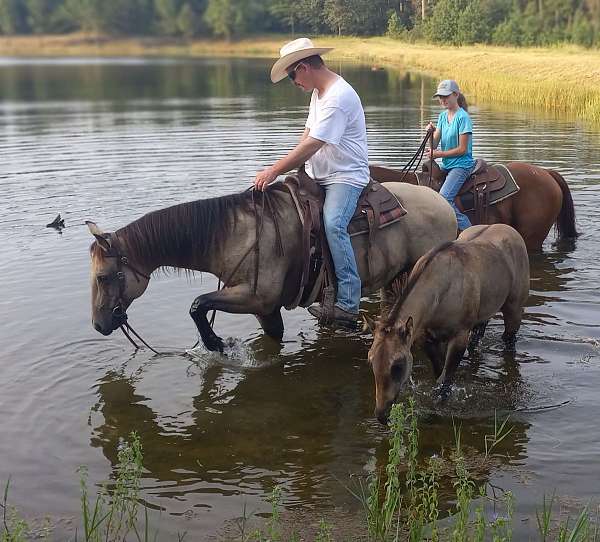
[547,169,578,240]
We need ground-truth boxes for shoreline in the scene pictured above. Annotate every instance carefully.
[1,34,600,123]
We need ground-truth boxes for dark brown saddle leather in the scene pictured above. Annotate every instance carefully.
[459,159,506,196]
[436,159,508,224]
[280,168,406,310]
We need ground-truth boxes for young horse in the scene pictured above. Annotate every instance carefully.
[367,224,529,424]
[370,161,577,251]
[87,182,457,352]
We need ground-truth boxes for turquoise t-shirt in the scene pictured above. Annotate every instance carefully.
[437,108,475,170]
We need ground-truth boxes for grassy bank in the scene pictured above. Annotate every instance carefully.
[2,403,597,541]
[2,33,600,122]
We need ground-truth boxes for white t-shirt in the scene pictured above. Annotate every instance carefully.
[305,77,369,188]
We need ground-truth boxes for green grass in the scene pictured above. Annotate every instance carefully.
[1,413,599,541]
[1,34,600,123]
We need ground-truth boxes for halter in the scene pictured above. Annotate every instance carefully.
[97,234,161,355]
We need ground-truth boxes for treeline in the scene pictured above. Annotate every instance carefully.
[1,0,599,47]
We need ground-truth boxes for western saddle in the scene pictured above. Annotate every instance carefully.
[423,159,516,224]
[276,168,406,317]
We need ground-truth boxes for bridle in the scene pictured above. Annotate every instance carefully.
[96,234,161,355]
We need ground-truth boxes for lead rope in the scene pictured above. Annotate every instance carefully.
[428,129,434,187]
[120,322,162,355]
[399,127,435,184]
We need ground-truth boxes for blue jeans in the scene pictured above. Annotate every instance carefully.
[439,167,473,231]
[322,183,363,314]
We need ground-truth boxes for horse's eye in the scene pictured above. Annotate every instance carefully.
[96,275,107,284]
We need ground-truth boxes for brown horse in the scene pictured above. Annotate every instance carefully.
[87,182,457,352]
[366,224,529,424]
[370,161,577,251]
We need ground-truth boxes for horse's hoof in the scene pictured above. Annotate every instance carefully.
[205,334,225,353]
[434,383,452,402]
[502,334,517,352]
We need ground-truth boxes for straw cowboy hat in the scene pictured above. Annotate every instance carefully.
[270,38,333,83]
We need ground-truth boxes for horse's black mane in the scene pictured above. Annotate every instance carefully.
[113,189,259,270]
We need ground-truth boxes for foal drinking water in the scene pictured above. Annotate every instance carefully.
[367,224,529,424]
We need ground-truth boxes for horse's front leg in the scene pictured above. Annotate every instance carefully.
[255,310,284,340]
[436,330,469,397]
[189,285,278,352]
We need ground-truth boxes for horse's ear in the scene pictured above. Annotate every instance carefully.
[361,313,376,334]
[86,221,111,252]
[398,316,414,339]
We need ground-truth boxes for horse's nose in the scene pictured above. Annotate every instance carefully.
[93,321,112,336]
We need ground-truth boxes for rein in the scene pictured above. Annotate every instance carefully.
[188,187,284,350]
[399,128,435,185]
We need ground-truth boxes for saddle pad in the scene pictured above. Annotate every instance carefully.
[458,164,520,212]
[348,183,407,238]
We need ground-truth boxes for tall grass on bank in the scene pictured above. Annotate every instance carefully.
[1,34,599,124]
[343,399,597,542]
[1,415,599,541]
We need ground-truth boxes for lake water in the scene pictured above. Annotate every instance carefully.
[0,57,599,539]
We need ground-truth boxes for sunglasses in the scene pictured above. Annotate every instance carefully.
[287,62,304,81]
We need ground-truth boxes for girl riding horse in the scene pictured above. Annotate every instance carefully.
[427,79,475,233]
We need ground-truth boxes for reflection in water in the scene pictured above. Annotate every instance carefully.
[0,57,599,538]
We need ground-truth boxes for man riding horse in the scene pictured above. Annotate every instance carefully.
[254,38,369,326]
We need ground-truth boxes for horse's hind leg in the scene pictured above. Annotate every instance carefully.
[468,320,489,355]
[255,309,284,340]
[501,303,522,351]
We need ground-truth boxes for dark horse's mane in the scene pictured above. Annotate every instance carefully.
[92,190,259,269]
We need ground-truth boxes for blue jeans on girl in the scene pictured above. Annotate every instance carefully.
[322,183,363,314]
[439,166,473,231]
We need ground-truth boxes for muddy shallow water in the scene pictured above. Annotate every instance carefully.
[0,57,599,539]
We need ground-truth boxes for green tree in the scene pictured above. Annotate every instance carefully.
[456,0,493,43]
[423,0,466,43]
[323,0,358,35]
[155,0,182,34]
[60,0,103,32]
[0,0,27,33]
[571,8,595,45]
[492,11,522,44]
[100,0,154,34]
[297,0,327,33]
[268,0,303,34]
[25,0,62,33]
[204,0,265,38]
[177,2,204,36]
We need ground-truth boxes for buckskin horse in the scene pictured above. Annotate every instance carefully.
[365,224,529,424]
[87,181,457,352]
[370,160,578,251]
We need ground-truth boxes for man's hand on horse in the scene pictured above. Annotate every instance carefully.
[254,167,278,191]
